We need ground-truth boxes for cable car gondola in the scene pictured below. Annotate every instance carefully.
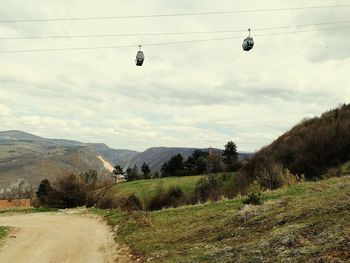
[135,45,145,66]
[242,28,254,51]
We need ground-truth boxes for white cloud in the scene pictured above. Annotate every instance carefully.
[0,0,349,151]
[0,104,11,116]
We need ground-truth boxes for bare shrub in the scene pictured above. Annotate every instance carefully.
[96,191,119,209]
[147,186,185,211]
[36,170,115,209]
[53,173,86,208]
[130,211,152,227]
[280,169,303,186]
[217,172,247,198]
[256,163,300,190]
[323,166,343,179]
[232,171,252,196]
[194,175,221,203]
[120,194,143,212]
[86,179,115,207]
[31,196,41,208]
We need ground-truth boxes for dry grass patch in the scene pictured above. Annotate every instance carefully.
[92,176,350,262]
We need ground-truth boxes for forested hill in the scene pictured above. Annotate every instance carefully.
[245,104,350,179]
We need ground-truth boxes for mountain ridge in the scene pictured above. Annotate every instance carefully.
[0,130,251,186]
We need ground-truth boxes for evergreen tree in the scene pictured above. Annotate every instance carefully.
[161,154,185,177]
[112,165,124,182]
[113,165,124,175]
[125,167,133,180]
[36,179,53,205]
[222,141,239,172]
[160,162,169,177]
[189,150,209,175]
[196,156,208,174]
[141,162,151,178]
[131,165,139,180]
[184,155,195,173]
[192,149,209,161]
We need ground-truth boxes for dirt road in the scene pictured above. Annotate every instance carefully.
[0,211,120,263]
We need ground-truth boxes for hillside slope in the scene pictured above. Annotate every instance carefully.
[245,104,350,179]
[87,143,138,167]
[127,147,197,171]
[0,130,251,186]
[95,176,350,262]
[0,131,113,187]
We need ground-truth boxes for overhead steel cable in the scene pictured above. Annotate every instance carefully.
[1,20,350,40]
[0,4,350,23]
[0,25,349,54]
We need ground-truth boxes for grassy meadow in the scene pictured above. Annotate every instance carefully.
[114,173,236,200]
[93,176,350,262]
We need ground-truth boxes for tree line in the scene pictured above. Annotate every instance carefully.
[111,141,241,182]
[160,141,240,177]
[112,162,157,181]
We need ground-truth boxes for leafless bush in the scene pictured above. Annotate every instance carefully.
[119,194,143,212]
[231,170,252,196]
[323,166,343,179]
[85,177,115,207]
[256,163,301,190]
[194,175,221,203]
[51,173,86,208]
[96,191,119,209]
[36,170,115,209]
[130,211,152,227]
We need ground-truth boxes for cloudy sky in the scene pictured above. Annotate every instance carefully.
[0,0,349,152]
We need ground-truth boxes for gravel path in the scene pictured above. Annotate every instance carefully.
[0,211,121,263]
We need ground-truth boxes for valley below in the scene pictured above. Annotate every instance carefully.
[0,130,250,187]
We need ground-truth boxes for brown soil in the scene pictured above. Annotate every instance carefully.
[0,210,131,263]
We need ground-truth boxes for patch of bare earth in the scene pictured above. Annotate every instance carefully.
[0,210,131,263]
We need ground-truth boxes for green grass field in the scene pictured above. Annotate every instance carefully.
[93,176,350,262]
[114,175,205,199]
[114,173,236,200]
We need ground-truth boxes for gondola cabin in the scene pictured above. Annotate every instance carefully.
[242,28,254,51]
[242,37,254,51]
[136,49,144,66]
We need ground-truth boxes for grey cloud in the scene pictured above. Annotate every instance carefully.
[0,0,349,152]
[294,2,350,62]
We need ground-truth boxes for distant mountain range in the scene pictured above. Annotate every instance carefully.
[0,130,251,187]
